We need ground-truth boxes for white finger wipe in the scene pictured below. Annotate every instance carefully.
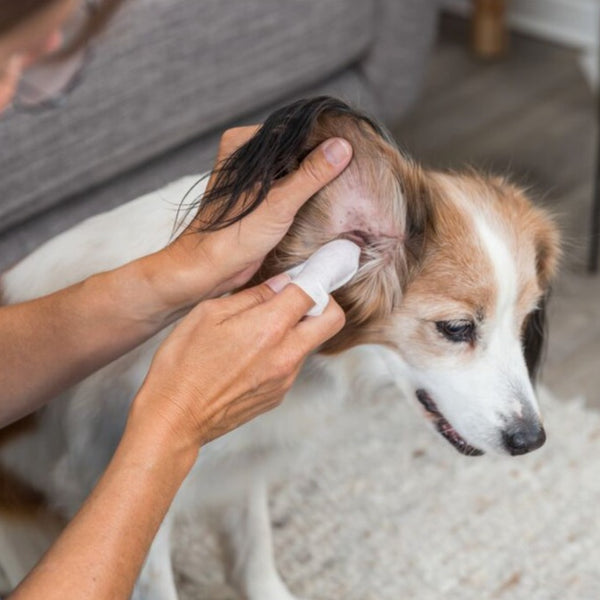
[286,239,361,316]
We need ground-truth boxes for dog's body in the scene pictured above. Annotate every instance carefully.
[0,176,390,600]
[0,98,559,600]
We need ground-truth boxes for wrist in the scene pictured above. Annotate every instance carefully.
[88,250,216,333]
[123,390,201,479]
[162,230,263,301]
[133,244,223,320]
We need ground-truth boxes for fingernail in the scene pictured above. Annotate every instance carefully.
[265,273,291,293]
[322,138,352,166]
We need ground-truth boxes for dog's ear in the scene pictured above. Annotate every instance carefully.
[532,212,561,290]
[522,294,548,382]
[190,96,392,230]
[186,96,430,352]
[522,203,560,383]
[482,177,560,383]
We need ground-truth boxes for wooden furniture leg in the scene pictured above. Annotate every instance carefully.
[472,0,508,58]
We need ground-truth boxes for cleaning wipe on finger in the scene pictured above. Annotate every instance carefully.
[286,239,361,316]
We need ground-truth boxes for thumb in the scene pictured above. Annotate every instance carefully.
[267,137,353,220]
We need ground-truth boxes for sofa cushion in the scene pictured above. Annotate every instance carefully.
[0,0,374,233]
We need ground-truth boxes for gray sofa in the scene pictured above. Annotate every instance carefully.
[0,0,439,272]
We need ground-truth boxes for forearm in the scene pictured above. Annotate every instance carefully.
[9,414,197,600]
[0,250,213,425]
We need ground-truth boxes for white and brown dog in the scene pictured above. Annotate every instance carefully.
[0,97,559,600]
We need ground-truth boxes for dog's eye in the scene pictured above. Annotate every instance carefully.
[435,320,475,343]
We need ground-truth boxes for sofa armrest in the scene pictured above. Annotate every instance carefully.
[359,0,440,124]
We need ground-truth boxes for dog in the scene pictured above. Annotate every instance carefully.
[0,97,559,600]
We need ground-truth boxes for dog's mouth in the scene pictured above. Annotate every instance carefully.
[416,389,484,457]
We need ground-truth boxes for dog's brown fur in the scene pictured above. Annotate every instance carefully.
[248,112,559,356]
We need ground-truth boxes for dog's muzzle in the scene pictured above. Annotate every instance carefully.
[416,389,484,457]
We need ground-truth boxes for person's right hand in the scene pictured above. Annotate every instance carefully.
[127,278,345,451]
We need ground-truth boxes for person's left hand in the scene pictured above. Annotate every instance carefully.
[161,126,353,303]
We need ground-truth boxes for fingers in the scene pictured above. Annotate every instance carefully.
[268,137,353,219]
[180,273,311,331]
[224,235,358,329]
[285,297,346,353]
[216,126,261,161]
[210,278,346,348]
[214,136,353,256]
[205,281,277,318]
[285,239,360,316]
[203,125,261,200]
[255,283,317,330]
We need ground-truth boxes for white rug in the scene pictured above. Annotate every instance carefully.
[174,387,600,600]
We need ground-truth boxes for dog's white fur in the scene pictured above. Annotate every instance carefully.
[0,170,552,599]
[0,177,398,600]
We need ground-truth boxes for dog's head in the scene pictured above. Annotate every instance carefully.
[194,97,560,457]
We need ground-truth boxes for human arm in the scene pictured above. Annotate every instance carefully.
[0,131,352,425]
[9,281,344,600]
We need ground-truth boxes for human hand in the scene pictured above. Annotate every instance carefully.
[128,279,345,451]
[159,126,353,306]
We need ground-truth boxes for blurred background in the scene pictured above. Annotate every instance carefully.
[0,0,599,598]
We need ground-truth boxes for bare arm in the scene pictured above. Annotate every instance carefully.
[0,254,208,425]
[8,412,196,600]
[0,132,352,426]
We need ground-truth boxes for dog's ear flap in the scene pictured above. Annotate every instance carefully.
[534,218,561,290]
[522,294,548,382]
[187,96,390,230]
[400,168,435,271]
[522,206,560,382]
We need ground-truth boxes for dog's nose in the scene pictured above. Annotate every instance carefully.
[502,422,546,455]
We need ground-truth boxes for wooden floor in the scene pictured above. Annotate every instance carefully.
[394,16,600,408]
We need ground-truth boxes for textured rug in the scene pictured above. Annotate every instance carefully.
[174,386,600,600]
